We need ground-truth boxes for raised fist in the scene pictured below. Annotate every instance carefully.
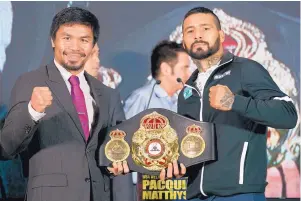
[209,84,234,111]
[30,87,53,113]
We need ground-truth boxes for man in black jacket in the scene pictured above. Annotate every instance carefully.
[175,6,297,201]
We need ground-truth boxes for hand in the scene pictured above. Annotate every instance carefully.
[30,87,53,113]
[209,84,234,111]
[159,160,186,181]
[107,161,130,176]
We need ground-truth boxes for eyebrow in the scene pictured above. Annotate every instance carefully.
[184,24,213,32]
[61,32,92,38]
[80,36,92,38]
[61,32,71,36]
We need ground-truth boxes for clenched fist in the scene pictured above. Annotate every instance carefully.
[30,87,53,113]
[209,84,234,111]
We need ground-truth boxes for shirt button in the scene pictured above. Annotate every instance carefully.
[85,178,90,182]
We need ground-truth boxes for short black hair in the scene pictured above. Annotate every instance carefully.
[151,40,186,79]
[50,7,99,44]
[183,7,221,30]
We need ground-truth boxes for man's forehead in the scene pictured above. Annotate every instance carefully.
[58,23,93,33]
[183,13,215,27]
[61,22,91,28]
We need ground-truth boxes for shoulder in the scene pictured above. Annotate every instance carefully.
[225,56,271,81]
[124,83,153,106]
[128,83,153,100]
[14,65,47,87]
[232,56,267,73]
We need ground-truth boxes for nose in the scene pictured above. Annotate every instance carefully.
[69,39,80,51]
[194,29,203,40]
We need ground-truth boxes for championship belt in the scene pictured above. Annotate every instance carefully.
[98,108,216,175]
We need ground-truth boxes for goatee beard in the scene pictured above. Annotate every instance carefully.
[185,38,220,60]
[62,64,83,72]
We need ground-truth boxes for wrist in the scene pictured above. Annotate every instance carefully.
[231,94,249,114]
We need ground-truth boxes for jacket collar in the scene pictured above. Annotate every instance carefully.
[186,51,234,86]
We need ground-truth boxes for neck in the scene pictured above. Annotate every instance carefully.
[69,69,84,76]
[193,49,223,72]
[54,59,84,76]
[158,78,178,97]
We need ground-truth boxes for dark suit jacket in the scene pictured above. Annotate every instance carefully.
[0,62,125,201]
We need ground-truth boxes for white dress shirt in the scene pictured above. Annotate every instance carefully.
[28,60,95,131]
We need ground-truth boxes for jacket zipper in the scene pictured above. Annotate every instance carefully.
[199,58,233,196]
[199,58,233,121]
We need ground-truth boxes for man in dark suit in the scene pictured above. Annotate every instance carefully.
[84,44,134,201]
[0,7,129,201]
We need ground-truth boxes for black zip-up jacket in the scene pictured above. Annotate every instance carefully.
[178,52,297,198]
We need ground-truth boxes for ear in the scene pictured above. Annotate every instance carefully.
[51,38,55,48]
[160,62,172,76]
[219,30,225,43]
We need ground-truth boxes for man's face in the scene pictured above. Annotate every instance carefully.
[51,23,94,72]
[84,44,100,78]
[182,13,224,60]
[167,52,191,91]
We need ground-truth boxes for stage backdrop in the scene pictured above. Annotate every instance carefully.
[0,1,300,199]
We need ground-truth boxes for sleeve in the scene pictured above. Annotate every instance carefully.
[28,101,46,121]
[123,91,148,119]
[0,74,39,158]
[231,60,298,129]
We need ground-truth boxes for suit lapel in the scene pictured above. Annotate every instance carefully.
[85,72,108,146]
[45,62,86,142]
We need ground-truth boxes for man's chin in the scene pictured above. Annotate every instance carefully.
[63,63,84,71]
[190,52,211,60]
